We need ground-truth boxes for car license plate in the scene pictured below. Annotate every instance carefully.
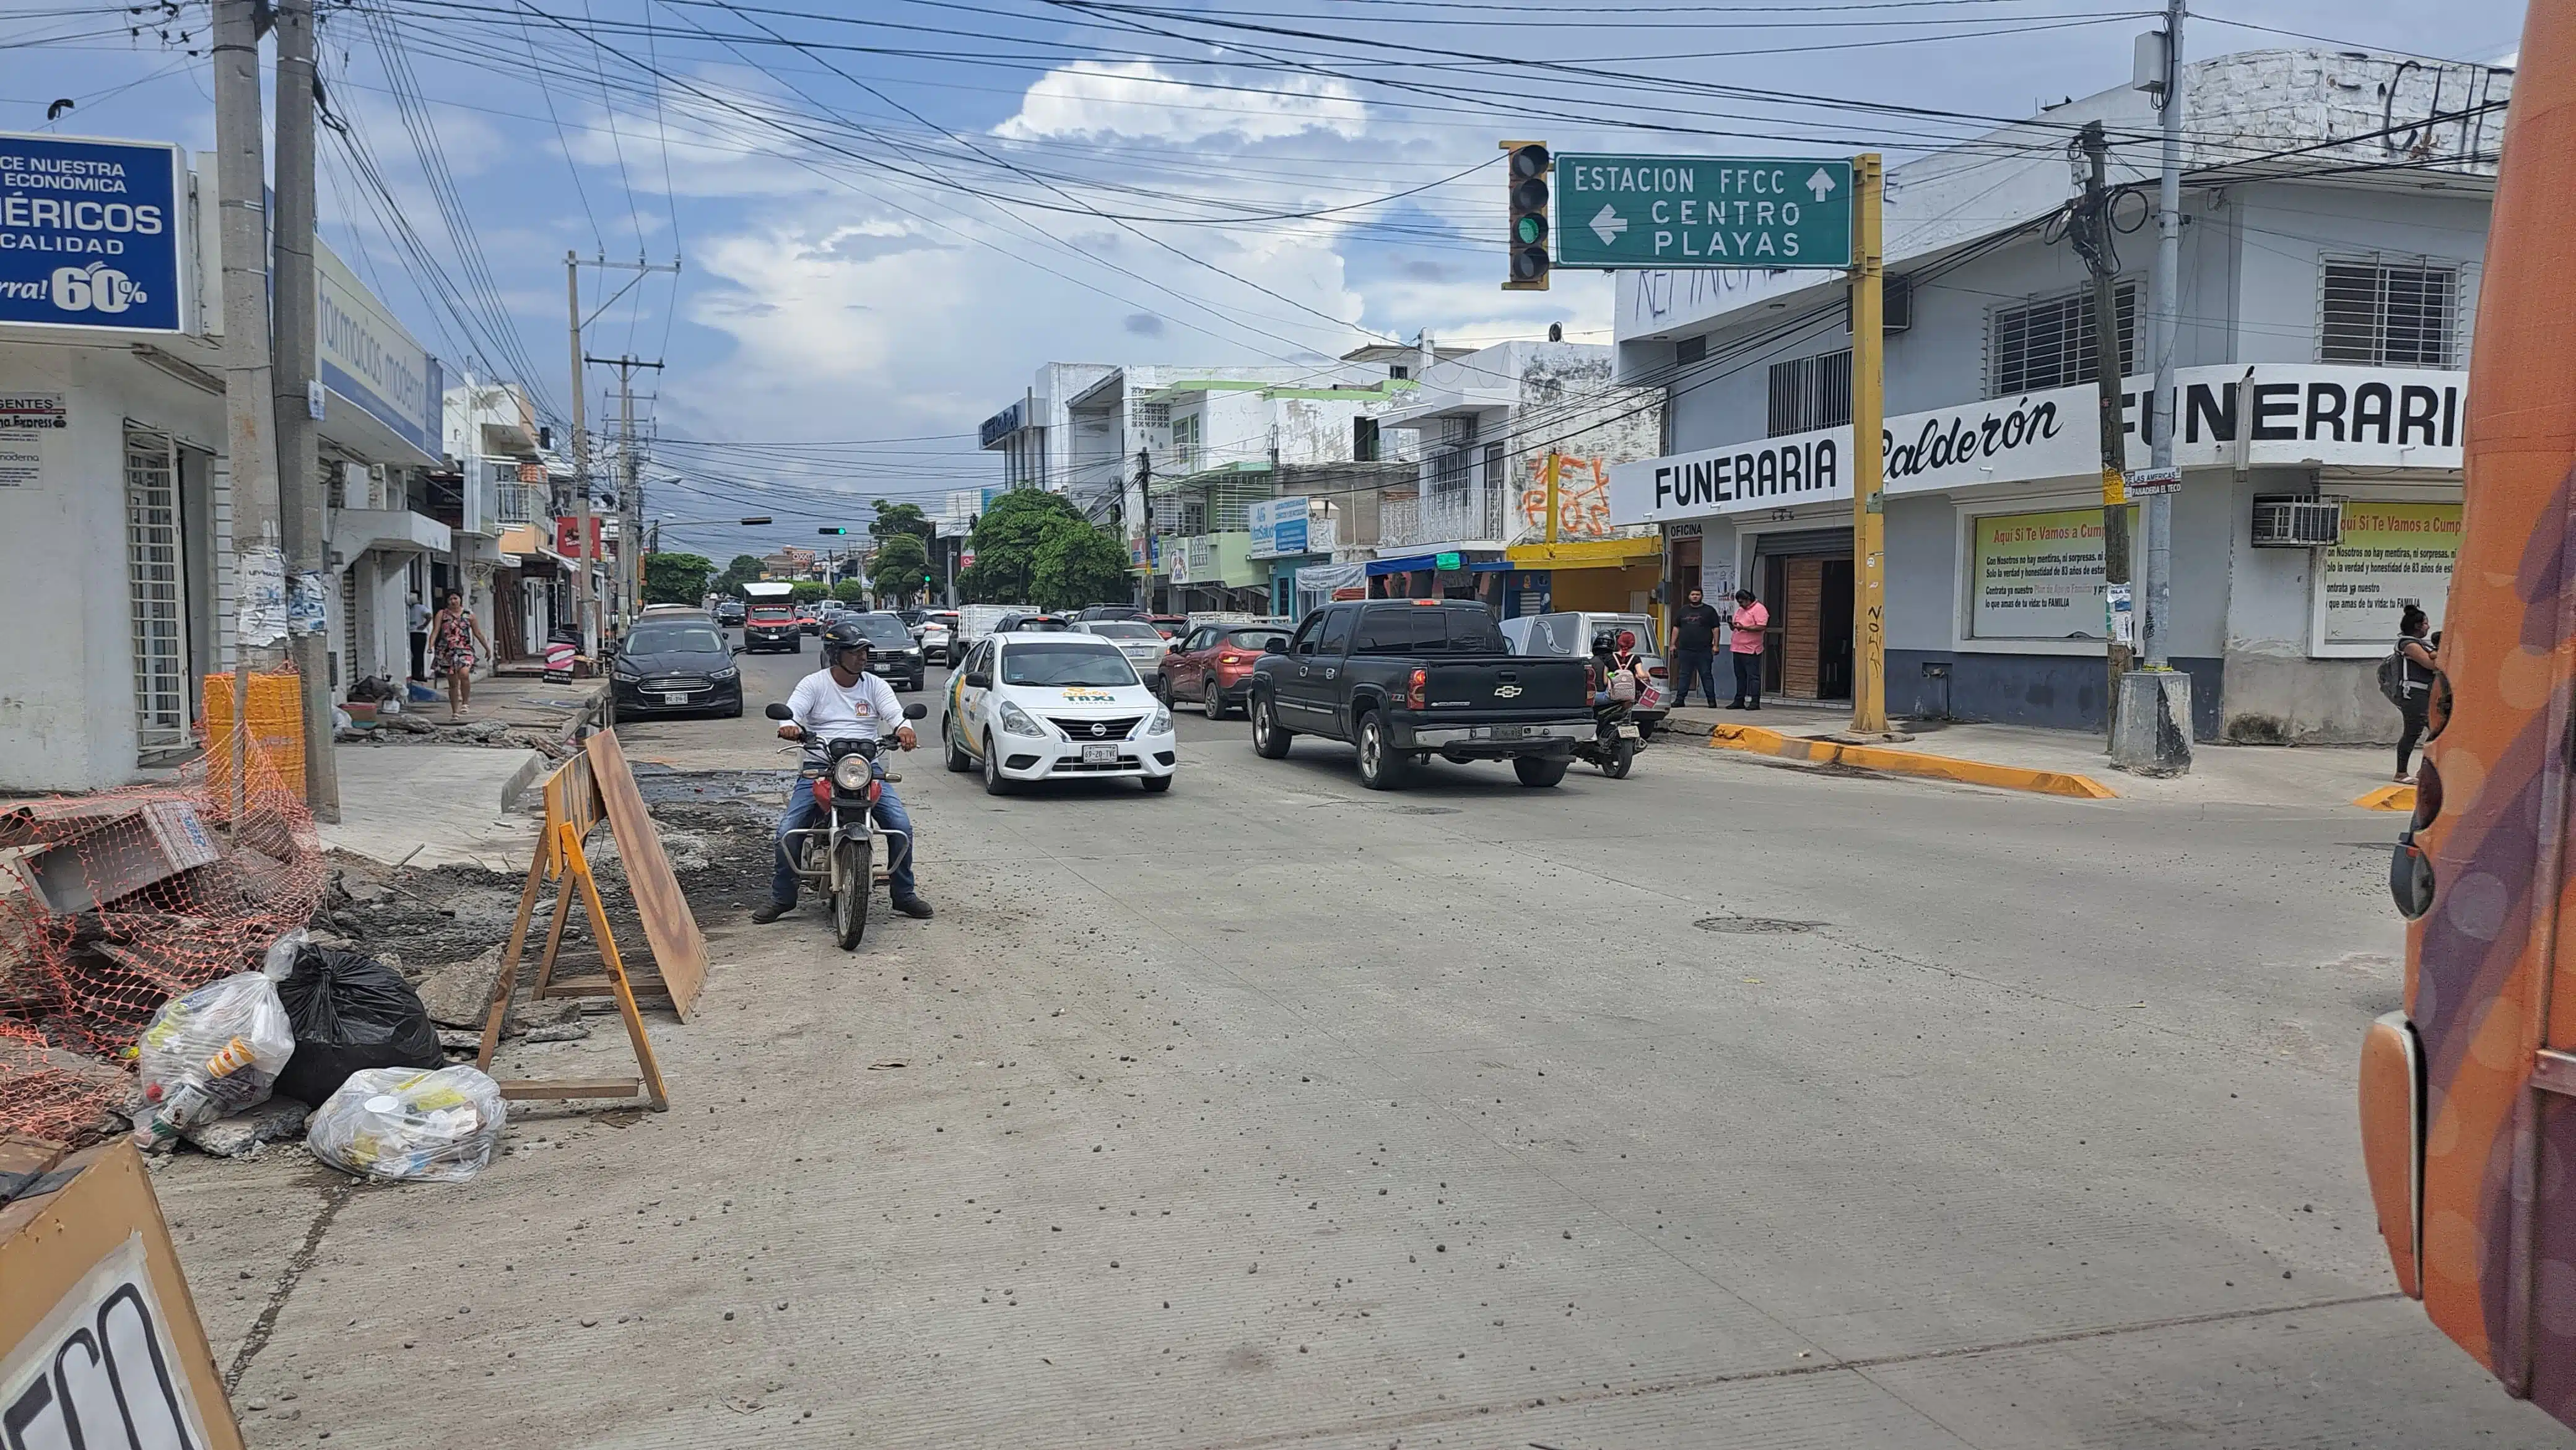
[1081,742,1118,765]
[662,692,689,705]
[1483,724,1527,740]
[1616,723,1640,739]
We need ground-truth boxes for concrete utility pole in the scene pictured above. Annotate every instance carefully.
[269,0,336,820]
[2115,0,2196,775]
[213,0,284,817]
[1136,447,1154,610]
[2071,122,2135,741]
[582,355,660,613]
[1844,152,1892,740]
[565,252,595,660]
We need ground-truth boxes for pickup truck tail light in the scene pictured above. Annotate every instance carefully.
[1406,668,1427,710]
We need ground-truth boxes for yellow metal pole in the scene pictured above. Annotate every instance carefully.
[1848,154,1887,736]
[1543,451,1561,545]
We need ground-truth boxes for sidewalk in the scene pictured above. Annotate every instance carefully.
[318,744,545,870]
[1662,700,2405,809]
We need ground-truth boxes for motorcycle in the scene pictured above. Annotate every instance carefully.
[1575,645,1644,779]
[765,700,929,950]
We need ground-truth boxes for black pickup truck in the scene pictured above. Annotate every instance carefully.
[1247,599,1594,789]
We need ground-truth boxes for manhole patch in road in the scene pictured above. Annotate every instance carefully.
[1694,916,1822,935]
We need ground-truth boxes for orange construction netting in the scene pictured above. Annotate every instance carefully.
[0,675,325,1142]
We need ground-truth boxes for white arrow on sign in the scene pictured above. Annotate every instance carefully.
[1589,204,1628,247]
[1806,168,1838,202]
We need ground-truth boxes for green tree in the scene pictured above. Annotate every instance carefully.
[711,554,764,596]
[643,552,716,605]
[830,578,868,606]
[1030,520,1133,613]
[870,533,930,606]
[869,500,934,547]
[960,489,1087,603]
[789,580,827,603]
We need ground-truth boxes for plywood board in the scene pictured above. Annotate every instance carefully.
[583,730,707,1021]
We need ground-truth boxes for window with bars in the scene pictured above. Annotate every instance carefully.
[124,436,189,758]
[1171,413,1199,471]
[1767,349,1852,436]
[2321,259,2458,367]
[1131,401,1170,432]
[1991,284,2134,395]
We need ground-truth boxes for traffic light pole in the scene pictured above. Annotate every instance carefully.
[1845,154,1894,740]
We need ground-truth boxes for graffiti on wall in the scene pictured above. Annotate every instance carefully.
[1519,454,1614,540]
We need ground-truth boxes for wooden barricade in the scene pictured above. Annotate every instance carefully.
[475,729,707,1111]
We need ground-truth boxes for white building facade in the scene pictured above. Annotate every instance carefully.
[1608,48,2504,740]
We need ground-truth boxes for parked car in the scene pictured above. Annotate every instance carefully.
[845,610,928,691]
[1076,619,1170,677]
[941,632,1177,794]
[1500,610,1671,736]
[712,598,747,627]
[918,613,955,666]
[1159,622,1291,719]
[1247,600,1592,789]
[609,617,742,718]
[744,602,801,653]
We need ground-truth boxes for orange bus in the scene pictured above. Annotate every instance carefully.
[2359,0,2576,1426]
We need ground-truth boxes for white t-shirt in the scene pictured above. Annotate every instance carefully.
[786,667,903,744]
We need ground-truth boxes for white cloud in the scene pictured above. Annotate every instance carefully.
[993,61,1366,144]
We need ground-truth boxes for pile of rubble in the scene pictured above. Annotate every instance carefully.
[336,711,576,757]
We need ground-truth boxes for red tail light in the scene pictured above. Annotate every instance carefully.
[1406,668,1427,710]
[1649,666,1668,678]
[1217,653,1242,666]
[811,778,832,807]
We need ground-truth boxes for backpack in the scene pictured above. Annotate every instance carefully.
[2376,642,2413,706]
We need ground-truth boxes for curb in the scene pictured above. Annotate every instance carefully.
[1706,723,2119,799]
[2352,784,2417,812]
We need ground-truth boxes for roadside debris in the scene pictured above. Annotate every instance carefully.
[270,936,445,1106]
[306,1065,508,1183]
[129,971,295,1150]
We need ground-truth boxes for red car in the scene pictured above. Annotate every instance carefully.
[1146,614,1190,641]
[1157,622,1290,719]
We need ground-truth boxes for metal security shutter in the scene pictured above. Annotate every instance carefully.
[124,434,189,758]
[341,567,359,690]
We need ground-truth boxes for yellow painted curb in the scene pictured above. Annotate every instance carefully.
[1705,723,2118,799]
[2352,784,2417,812]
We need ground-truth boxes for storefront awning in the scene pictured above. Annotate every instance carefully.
[1507,536,1663,568]
[1366,552,1512,576]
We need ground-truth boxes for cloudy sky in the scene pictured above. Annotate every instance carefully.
[7,0,2523,559]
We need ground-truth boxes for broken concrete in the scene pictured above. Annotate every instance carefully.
[180,1095,311,1159]
[414,944,506,1029]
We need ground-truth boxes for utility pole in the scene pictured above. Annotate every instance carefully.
[585,354,661,615]
[2116,0,2195,775]
[2071,121,2136,741]
[565,252,594,661]
[1136,447,1154,610]
[1845,153,1892,740]
[213,0,283,818]
[269,0,336,820]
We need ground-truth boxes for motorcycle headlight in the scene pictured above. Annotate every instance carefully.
[998,700,1043,736]
[711,666,738,682]
[830,755,872,792]
[1148,706,1172,736]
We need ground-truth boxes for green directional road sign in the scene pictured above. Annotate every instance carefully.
[1554,155,1853,269]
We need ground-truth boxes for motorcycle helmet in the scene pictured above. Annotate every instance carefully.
[821,618,872,669]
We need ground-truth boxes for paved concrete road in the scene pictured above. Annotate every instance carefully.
[163,645,2564,1448]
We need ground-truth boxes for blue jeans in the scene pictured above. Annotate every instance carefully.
[1731,650,1764,707]
[1670,648,1719,707]
[772,774,915,906]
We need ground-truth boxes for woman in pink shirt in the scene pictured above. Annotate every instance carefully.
[1726,588,1769,710]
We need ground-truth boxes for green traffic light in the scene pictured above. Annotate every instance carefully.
[1515,215,1546,245]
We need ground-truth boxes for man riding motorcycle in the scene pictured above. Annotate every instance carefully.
[754,620,934,924]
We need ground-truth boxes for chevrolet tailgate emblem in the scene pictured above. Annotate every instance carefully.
[1495,685,1522,698]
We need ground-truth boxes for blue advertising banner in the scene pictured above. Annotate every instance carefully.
[0,133,186,333]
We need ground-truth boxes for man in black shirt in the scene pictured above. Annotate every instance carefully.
[1667,586,1723,708]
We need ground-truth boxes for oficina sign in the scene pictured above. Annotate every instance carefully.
[0,132,187,334]
[1609,364,2468,526]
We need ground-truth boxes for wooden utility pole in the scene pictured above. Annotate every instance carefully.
[270,0,337,819]
[2073,121,2136,737]
[1847,152,1889,737]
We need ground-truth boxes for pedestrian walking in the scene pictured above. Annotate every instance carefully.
[431,589,494,722]
[406,591,431,682]
[1666,586,1722,708]
[1727,588,1770,710]
[2391,604,2438,784]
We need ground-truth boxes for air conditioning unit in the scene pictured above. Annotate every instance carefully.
[2251,497,2343,547]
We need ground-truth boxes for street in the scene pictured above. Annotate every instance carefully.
[157,641,2562,1448]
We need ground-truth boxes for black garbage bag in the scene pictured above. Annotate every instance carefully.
[272,946,445,1107]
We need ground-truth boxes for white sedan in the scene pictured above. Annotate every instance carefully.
[942,631,1177,793]
[1074,619,1171,674]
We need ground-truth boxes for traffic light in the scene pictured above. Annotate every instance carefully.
[1502,141,1550,292]
[818,526,848,535]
